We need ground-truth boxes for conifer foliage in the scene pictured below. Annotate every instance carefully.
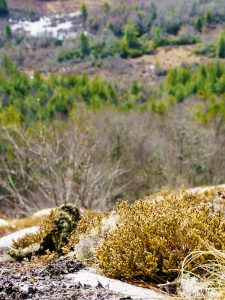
[0,0,8,15]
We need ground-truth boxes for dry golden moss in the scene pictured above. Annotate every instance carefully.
[96,188,225,283]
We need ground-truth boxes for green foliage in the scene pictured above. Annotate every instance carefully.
[9,205,81,260]
[58,33,91,61]
[97,188,225,282]
[103,2,110,14]
[123,21,139,49]
[0,0,8,15]
[159,61,225,129]
[216,31,225,59]
[194,17,203,33]
[204,10,213,25]
[3,23,12,41]
[81,2,88,21]
[194,43,215,57]
[0,58,127,123]
[28,7,37,16]
[154,34,199,47]
[79,32,91,57]
[163,62,225,100]
[59,27,154,62]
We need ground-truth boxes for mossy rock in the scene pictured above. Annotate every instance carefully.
[9,204,81,261]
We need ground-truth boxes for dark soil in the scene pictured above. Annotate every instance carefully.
[0,257,133,300]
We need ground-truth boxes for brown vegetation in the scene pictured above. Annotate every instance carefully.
[8,0,112,15]
[97,188,225,283]
[1,104,225,217]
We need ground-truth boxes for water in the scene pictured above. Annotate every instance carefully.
[11,12,81,39]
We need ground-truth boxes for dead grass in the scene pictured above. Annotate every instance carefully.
[8,0,112,15]
[0,215,43,237]
[179,245,225,299]
[23,45,211,86]
[131,45,210,71]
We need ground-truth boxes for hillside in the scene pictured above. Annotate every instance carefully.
[0,186,225,299]
[1,1,225,299]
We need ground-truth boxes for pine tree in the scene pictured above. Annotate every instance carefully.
[194,17,203,33]
[124,21,139,49]
[204,11,213,25]
[80,2,87,21]
[0,0,8,15]
[79,32,90,57]
[3,23,12,41]
[216,31,225,59]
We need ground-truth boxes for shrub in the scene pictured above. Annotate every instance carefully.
[96,188,225,283]
[194,43,215,57]
[155,34,199,47]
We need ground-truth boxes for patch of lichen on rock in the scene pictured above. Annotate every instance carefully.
[66,210,109,250]
[9,204,81,261]
[63,210,110,262]
[96,188,225,283]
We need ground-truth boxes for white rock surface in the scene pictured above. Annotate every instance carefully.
[0,226,38,248]
[189,184,225,194]
[0,219,9,227]
[66,269,166,300]
[33,208,53,217]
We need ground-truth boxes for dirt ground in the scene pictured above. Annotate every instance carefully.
[0,256,133,300]
[8,0,112,15]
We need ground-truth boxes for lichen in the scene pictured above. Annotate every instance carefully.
[9,204,81,261]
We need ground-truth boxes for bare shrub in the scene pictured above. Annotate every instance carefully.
[1,105,225,216]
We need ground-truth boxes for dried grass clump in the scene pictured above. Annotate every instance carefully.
[96,188,225,283]
[9,204,81,260]
[179,245,225,299]
[0,215,44,237]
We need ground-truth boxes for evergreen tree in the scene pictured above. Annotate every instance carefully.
[0,0,8,15]
[216,31,225,58]
[79,32,91,57]
[124,21,139,49]
[194,17,203,33]
[80,2,87,21]
[103,3,110,14]
[3,23,12,41]
[204,11,213,24]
